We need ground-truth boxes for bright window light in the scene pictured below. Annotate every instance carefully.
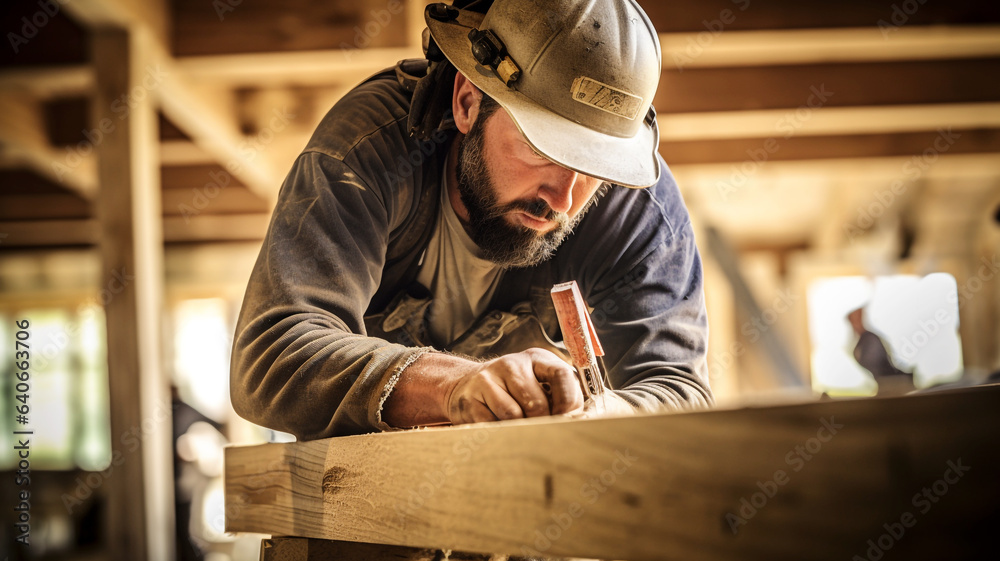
[173,298,232,423]
[807,273,963,396]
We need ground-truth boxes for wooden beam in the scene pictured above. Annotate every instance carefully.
[656,58,1000,114]
[62,0,280,205]
[0,92,97,198]
[225,385,1000,561]
[176,47,420,88]
[659,102,1000,141]
[0,193,90,221]
[175,27,1000,88]
[159,140,213,166]
[0,65,94,99]
[642,0,1000,33]
[171,0,409,57]
[659,127,1000,165]
[63,0,169,48]
[161,188,268,216]
[660,26,1000,68]
[156,51,280,205]
[162,214,269,242]
[671,153,1000,184]
[6,26,998,96]
[0,214,269,246]
[91,28,173,561]
[0,219,99,247]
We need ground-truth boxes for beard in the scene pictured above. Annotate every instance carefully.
[454,113,607,269]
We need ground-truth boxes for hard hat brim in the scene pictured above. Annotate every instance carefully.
[427,8,661,189]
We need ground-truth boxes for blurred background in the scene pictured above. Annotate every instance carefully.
[0,0,998,559]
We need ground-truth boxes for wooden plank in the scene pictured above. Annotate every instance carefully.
[642,0,1000,33]
[0,193,91,220]
[161,164,248,190]
[174,27,1000,88]
[660,26,1000,68]
[8,26,998,96]
[225,385,1000,561]
[659,128,1000,165]
[161,186,268,216]
[0,214,269,246]
[658,102,1000,141]
[176,47,420,88]
[92,28,174,561]
[160,140,213,165]
[656,58,1000,114]
[0,65,94,98]
[63,0,169,49]
[0,219,98,247]
[171,0,408,57]
[162,214,269,242]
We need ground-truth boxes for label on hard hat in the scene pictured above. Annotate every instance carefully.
[571,77,643,120]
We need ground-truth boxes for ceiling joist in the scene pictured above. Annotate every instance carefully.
[659,102,1000,141]
[0,92,97,199]
[59,0,278,205]
[661,25,1000,68]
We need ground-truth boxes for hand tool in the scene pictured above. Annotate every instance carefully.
[550,280,611,413]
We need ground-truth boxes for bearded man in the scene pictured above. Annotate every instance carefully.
[230,0,712,438]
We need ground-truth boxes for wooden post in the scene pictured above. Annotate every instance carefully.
[92,27,174,561]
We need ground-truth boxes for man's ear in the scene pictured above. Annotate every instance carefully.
[452,72,481,135]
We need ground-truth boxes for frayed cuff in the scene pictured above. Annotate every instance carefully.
[373,347,434,432]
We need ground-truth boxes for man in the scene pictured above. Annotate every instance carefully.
[847,307,915,396]
[230,0,712,439]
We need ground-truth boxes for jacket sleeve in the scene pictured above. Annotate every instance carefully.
[581,165,714,412]
[230,151,430,439]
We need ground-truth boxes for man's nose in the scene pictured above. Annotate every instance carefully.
[538,166,578,215]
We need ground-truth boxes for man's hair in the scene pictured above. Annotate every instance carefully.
[477,91,501,123]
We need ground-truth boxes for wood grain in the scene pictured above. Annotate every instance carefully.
[226,385,1000,560]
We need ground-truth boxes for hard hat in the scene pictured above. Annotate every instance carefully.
[426,0,662,188]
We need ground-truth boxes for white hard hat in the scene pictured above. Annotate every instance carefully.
[426,0,662,188]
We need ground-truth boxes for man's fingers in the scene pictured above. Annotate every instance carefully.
[446,349,585,426]
[525,349,584,415]
[502,371,551,417]
[452,394,498,424]
[480,379,526,420]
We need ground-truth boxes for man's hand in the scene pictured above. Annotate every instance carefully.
[382,348,584,428]
[445,348,584,423]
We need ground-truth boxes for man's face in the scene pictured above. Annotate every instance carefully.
[455,102,608,269]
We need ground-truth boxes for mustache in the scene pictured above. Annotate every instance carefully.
[488,198,568,224]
